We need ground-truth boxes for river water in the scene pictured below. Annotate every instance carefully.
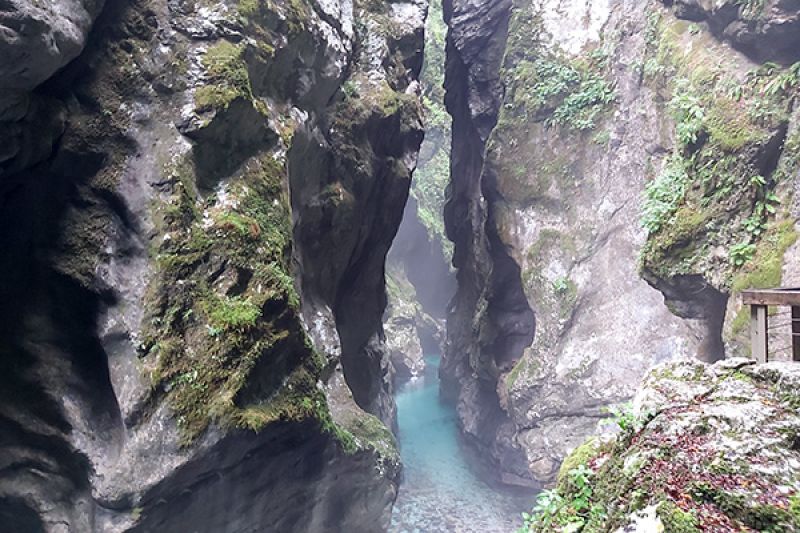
[389,355,535,533]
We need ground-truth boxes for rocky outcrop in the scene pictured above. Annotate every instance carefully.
[0,0,425,531]
[0,0,105,176]
[442,0,800,489]
[638,2,800,356]
[0,0,104,108]
[522,358,800,532]
[441,0,536,487]
[384,260,446,382]
[383,0,454,385]
[663,0,800,64]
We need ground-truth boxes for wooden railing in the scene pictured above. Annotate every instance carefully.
[741,288,800,363]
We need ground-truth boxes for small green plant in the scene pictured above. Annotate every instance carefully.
[734,0,765,18]
[519,489,563,532]
[568,465,594,513]
[642,156,689,234]
[670,87,705,147]
[743,214,766,237]
[518,465,602,532]
[730,242,756,267]
[749,174,766,187]
[763,62,800,96]
[342,80,358,98]
[553,277,571,295]
[510,53,615,132]
[644,10,661,48]
[606,402,638,432]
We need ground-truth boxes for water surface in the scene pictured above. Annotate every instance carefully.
[390,356,534,533]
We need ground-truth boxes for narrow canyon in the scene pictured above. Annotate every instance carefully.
[1,0,799,532]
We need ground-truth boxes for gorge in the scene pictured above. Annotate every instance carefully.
[1,0,800,532]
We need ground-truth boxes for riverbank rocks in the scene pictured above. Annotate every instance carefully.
[524,357,800,532]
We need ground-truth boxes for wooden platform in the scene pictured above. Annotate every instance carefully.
[740,288,800,363]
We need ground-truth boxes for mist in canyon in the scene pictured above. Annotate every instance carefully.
[2,0,800,532]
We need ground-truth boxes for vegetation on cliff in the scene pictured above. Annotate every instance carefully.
[640,14,800,291]
[519,359,800,533]
[411,0,452,257]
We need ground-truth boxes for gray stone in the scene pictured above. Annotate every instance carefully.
[0,0,105,110]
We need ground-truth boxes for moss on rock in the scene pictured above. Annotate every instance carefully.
[520,359,800,532]
[141,153,320,443]
[639,9,798,298]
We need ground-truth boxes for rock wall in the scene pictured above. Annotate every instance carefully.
[0,0,425,531]
[384,0,454,383]
[441,0,536,486]
[524,357,800,531]
[442,0,800,487]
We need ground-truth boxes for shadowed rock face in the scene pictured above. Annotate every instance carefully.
[441,0,800,489]
[0,0,425,530]
[664,0,800,64]
[441,0,536,487]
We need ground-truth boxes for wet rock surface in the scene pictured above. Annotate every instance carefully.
[0,0,425,530]
[442,0,800,488]
[664,0,800,63]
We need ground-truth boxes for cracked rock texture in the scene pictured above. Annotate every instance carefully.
[0,0,425,531]
[442,0,800,488]
[528,357,800,531]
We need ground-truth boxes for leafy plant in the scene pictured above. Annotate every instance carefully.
[749,174,766,187]
[519,489,562,532]
[550,75,615,130]
[670,88,706,148]
[510,53,615,132]
[763,62,800,96]
[518,465,604,532]
[568,465,594,512]
[734,0,765,18]
[606,402,638,432]
[553,277,572,295]
[743,214,766,237]
[642,156,689,234]
[730,242,756,267]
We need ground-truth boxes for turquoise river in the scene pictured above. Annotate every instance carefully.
[390,356,535,532]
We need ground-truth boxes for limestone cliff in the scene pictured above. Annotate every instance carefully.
[0,0,425,531]
[442,0,800,487]
[385,0,454,382]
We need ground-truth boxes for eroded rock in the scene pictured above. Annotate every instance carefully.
[525,358,800,531]
[0,0,426,530]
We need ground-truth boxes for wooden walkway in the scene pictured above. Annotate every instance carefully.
[741,288,800,363]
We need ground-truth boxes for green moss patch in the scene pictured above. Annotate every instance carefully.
[557,437,604,487]
[639,15,798,288]
[657,500,700,533]
[195,41,254,112]
[142,154,318,443]
[731,219,798,292]
[238,0,310,36]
